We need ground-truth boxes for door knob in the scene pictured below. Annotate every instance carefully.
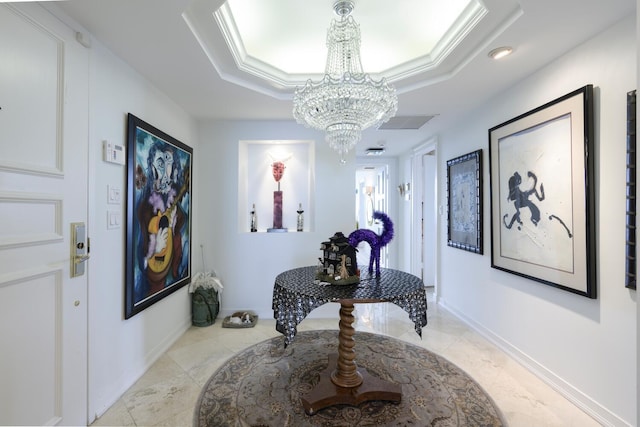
[70,222,90,277]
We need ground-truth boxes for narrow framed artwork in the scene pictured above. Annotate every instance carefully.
[125,113,193,319]
[488,85,596,298]
[447,149,483,254]
[626,90,637,290]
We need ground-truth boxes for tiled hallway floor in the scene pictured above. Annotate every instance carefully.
[91,289,600,426]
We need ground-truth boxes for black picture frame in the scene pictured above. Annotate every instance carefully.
[447,149,483,254]
[626,90,636,290]
[488,85,596,298]
[125,113,193,319]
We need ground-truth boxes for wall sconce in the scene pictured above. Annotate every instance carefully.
[398,183,411,200]
[365,185,374,196]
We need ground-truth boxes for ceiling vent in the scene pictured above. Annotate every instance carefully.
[365,147,386,156]
[378,115,436,130]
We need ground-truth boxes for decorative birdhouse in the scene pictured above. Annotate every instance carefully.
[317,232,359,284]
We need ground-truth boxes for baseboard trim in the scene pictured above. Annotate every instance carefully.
[89,316,191,422]
[439,298,630,427]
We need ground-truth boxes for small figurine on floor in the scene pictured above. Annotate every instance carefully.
[348,211,394,276]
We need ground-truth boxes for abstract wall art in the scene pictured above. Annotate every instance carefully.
[488,85,596,298]
[447,149,483,254]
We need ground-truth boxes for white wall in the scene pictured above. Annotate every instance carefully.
[196,121,357,318]
[397,155,414,273]
[86,41,198,420]
[433,16,636,425]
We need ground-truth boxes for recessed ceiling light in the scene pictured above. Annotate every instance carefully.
[488,46,513,60]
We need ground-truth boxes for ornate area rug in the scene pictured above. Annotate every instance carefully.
[194,330,506,426]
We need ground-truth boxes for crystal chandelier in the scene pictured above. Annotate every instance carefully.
[292,1,398,163]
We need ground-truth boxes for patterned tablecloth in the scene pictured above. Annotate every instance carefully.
[272,266,428,346]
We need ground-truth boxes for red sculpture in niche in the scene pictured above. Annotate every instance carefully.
[272,161,285,183]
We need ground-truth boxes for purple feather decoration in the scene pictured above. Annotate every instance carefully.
[348,211,394,276]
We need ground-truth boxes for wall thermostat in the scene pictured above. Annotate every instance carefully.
[103,140,125,165]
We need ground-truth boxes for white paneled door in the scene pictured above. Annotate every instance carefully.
[0,3,89,425]
[355,165,389,269]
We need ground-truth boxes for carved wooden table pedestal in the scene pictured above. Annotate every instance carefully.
[301,302,401,415]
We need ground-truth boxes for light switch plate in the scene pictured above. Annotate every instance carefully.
[107,185,122,204]
[107,210,121,229]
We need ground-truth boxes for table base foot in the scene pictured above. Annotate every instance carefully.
[301,354,401,415]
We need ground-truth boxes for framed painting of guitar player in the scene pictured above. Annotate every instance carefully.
[125,113,192,319]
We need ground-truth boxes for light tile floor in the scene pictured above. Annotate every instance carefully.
[91,289,600,426]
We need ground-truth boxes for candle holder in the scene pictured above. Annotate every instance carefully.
[297,203,304,232]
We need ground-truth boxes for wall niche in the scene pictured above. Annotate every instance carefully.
[238,140,315,233]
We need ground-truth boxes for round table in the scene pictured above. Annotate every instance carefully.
[272,266,428,415]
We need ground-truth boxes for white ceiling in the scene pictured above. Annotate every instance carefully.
[222,0,473,74]
[57,0,635,157]
[193,0,504,96]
